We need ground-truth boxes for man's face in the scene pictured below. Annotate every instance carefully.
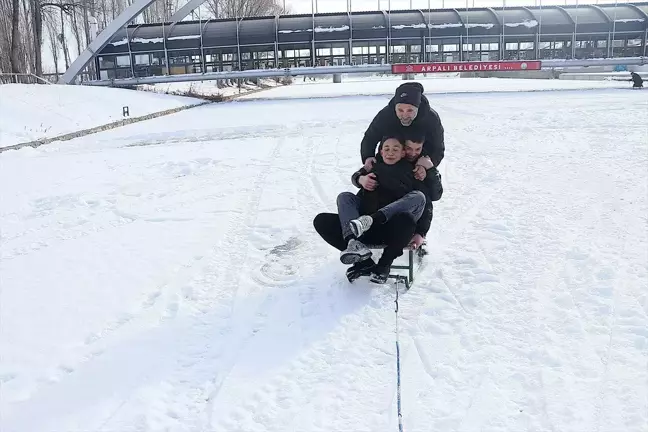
[395,103,418,126]
[404,141,423,162]
[380,138,405,165]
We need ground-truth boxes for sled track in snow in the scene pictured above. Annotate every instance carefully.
[199,137,288,427]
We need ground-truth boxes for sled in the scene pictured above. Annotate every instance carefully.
[366,244,428,290]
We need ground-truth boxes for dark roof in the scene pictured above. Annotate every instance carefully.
[239,16,276,46]
[637,4,648,17]
[350,12,388,39]
[563,5,629,35]
[277,15,312,44]
[203,20,238,47]
[563,5,609,25]
[529,6,573,26]
[314,13,351,41]
[166,22,204,50]
[600,4,647,31]
[388,11,427,38]
[422,10,463,37]
[96,3,648,55]
[456,8,500,36]
[495,7,538,35]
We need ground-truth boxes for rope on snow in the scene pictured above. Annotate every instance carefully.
[395,279,404,432]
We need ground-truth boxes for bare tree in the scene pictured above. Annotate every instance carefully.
[44,11,60,73]
[57,2,70,68]
[10,0,21,72]
[32,0,44,75]
[206,0,284,19]
[70,4,82,58]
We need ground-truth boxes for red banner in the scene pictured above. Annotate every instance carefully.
[391,61,542,74]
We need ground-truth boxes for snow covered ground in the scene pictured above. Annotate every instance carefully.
[1,84,647,432]
[239,76,634,100]
[0,84,202,148]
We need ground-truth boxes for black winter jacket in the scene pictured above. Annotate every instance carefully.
[631,72,644,87]
[351,161,443,237]
[360,94,445,166]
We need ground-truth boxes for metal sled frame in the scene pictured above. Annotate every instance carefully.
[367,244,428,290]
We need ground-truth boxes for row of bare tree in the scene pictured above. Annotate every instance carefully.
[0,0,286,76]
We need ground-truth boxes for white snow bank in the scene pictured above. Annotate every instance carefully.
[615,18,645,23]
[238,77,631,100]
[278,26,350,34]
[393,23,427,29]
[429,23,463,29]
[505,20,538,28]
[0,84,202,148]
[315,25,349,33]
[110,37,162,46]
[465,23,495,29]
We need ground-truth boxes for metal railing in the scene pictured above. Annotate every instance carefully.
[0,73,52,85]
[82,57,648,87]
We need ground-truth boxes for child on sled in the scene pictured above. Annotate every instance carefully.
[336,136,443,283]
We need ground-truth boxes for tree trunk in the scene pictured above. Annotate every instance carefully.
[70,7,81,60]
[10,0,20,72]
[46,14,59,74]
[32,0,43,76]
[82,1,90,44]
[100,0,107,28]
[21,0,35,73]
[59,4,69,69]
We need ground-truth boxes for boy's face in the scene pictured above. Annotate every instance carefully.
[405,140,423,162]
[380,138,405,165]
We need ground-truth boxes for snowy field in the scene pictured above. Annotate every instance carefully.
[239,76,633,100]
[0,84,202,147]
[1,83,647,432]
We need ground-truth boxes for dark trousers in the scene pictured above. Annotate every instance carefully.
[313,212,417,265]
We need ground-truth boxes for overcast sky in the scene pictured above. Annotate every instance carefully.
[282,0,632,14]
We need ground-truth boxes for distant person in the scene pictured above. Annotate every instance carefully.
[630,72,644,89]
[361,82,445,172]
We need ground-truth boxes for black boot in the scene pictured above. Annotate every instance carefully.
[369,259,392,284]
[346,258,375,283]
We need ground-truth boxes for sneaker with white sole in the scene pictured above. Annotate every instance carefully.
[349,215,373,238]
[340,239,372,265]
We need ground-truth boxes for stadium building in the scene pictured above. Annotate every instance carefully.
[85,3,648,81]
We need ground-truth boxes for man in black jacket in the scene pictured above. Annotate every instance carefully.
[361,82,445,170]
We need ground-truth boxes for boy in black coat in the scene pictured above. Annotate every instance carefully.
[355,129,442,245]
[338,137,442,283]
